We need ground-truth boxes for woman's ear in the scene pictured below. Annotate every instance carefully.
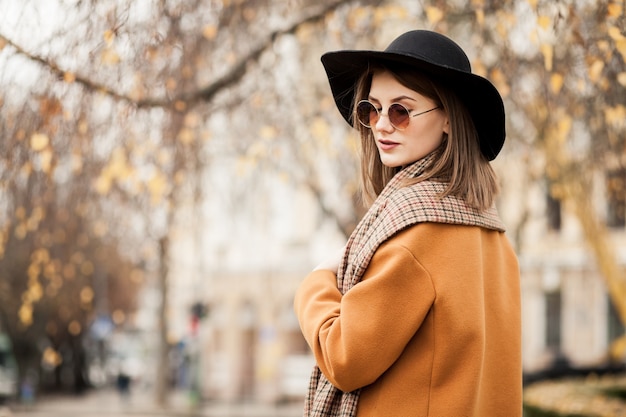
[443,116,450,135]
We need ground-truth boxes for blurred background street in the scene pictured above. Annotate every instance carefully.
[4,388,302,417]
[0,1,625,416]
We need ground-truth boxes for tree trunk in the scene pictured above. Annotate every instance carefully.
[155,236,170,407]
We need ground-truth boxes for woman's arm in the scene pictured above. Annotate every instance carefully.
[294,238,436,392]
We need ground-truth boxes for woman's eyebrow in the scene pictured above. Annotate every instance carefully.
[368,94,418,103]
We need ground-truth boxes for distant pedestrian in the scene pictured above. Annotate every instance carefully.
[294,30,522,416]
[20,370,36,409]
[116,370,131,402]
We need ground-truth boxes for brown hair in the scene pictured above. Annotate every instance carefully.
[353,63,499,211]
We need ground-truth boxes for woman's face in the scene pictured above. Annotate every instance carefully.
[367,71,448,168]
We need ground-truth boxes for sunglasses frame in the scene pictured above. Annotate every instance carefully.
[356,100,440,131]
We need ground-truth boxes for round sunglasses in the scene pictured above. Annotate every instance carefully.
[356,100,440,130]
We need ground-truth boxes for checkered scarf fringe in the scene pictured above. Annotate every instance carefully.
[303,153,505,417]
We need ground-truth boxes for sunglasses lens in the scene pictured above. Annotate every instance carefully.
[388,104,410,129]
[356,101,378,127]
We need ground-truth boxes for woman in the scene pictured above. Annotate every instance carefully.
[294,30,522,416]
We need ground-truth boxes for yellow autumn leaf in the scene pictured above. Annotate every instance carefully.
[202,25,217,40]
[64,72,76,83]
[250,93,264,108]
[260,125,278,139]
[425,6,444,25]
[174,170,185,185]
[18,303,33,326]
[604,105,626,127]
[15,206,26,219]
[475,9,485,27]
[472,58,487,77]
[157,148,171,165]
[94,174,112,195]
[80,286,94,304]
[42,347,62,367]
[30,133,49,151]
[177,128,194,144]
[373,5,408,25]
[310,118,332,152]
[555,115,572,143]
[108,148,132,179]
[101,48,120,65]
[247,141,267,159]
[537,15,551,30]
[495,11,515,38]
[184,112,200,128]
[112,310,126,325]
[345,132,359,153]
[527,0,538,10]
[92,220,107,238]
[489,68,510,97]
[310,117,330,141]
[31,206,44,222]
[540,43,553,71]
[174,100,186,112]
[26,216,39,232]
[608,25,625,41]
[550,73,564,94]
[103,29,115,46]
[235,156,255,177]
[32,247,50,263]
[78,120,89,134]
[14,223,27,240]
[348,7,370,31]
[27,263,40,281]
[588,59,604,82]
[39,148,53,174]
[28,282,43,302]
[68,321,82,336]
[242,7,256,22]
[148,171,168,203]
[607,3,623,17]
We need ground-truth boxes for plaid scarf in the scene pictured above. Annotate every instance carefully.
[303,153,505,417]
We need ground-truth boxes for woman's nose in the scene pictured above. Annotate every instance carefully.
[374,112,394,132]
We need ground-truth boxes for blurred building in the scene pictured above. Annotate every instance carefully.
[161,158,344,403]
[155,153,626,404]
[495,154,626,374]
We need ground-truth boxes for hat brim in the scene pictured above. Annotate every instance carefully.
[321,50,505,161]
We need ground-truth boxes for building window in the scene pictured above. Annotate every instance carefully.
[546,291,562,349]
[546,189,562,231]
[608,296,625,344]
[606,169,626,228]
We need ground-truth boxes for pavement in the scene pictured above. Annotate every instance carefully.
[0,388,304,417]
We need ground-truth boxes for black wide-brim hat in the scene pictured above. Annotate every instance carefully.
[321,30,505,160]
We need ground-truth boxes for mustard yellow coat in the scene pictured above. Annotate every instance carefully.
[294,222,522,417]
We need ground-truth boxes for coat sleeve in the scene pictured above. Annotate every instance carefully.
[293,236,436,392]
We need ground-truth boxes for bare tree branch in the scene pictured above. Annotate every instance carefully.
[0,0,371,110]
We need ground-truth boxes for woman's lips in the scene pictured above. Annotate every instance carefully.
[378,139,399,151]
